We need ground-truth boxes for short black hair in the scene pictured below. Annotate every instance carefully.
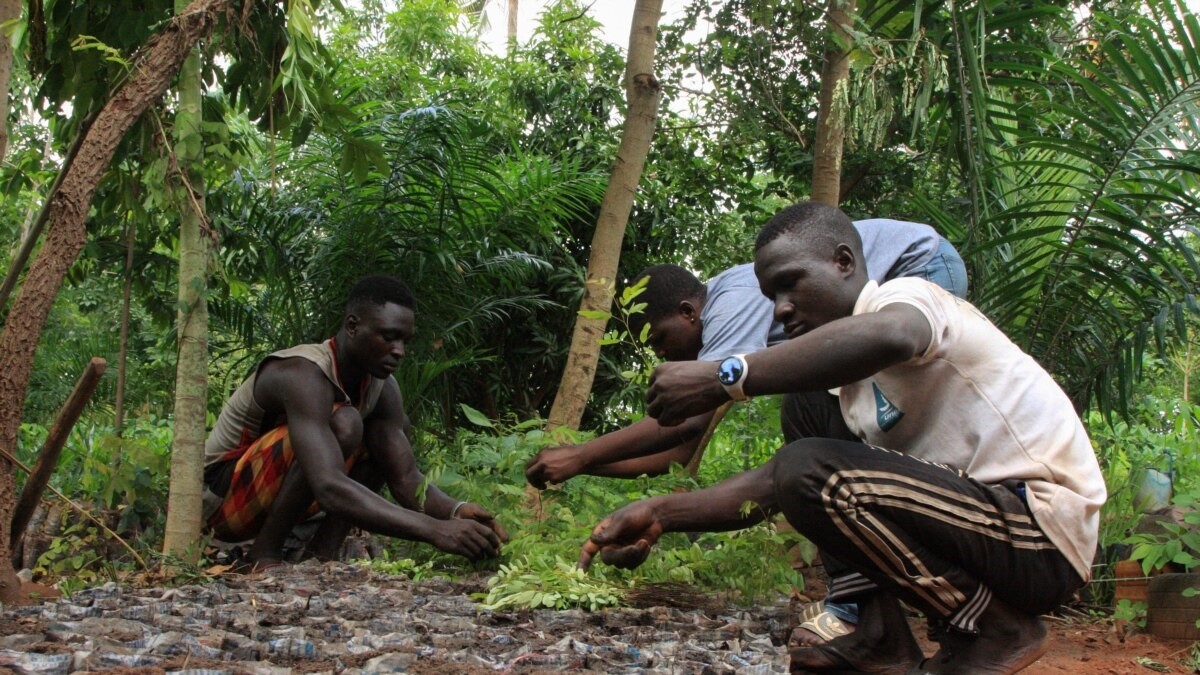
[754,202,862,258]
[345,275,415,315]
[628,264,704,335]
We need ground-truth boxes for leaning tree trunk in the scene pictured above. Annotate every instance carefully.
[0,0,19,163]
[0,0,227,604]
[811,0,856,206]
[161,19,209,567]
[546,0,663,432]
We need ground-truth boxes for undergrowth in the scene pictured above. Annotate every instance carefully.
[367,400,804,611]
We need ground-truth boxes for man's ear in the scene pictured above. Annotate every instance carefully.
[344,313,360,337]
[678,300,699,324]
[834,243,857,278]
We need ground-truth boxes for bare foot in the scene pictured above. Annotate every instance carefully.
[918,598,1048,674]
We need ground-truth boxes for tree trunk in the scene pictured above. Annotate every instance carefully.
[506,0,517,46]
[0,0,19,162]
[161,28,209,567]
[546,0,663,432]
[0,0,227,603]
[114,218,135,436]
[811,0,856,206]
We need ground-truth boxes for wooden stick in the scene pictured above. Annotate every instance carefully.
[9,357,106,548]
[684,401,734,478]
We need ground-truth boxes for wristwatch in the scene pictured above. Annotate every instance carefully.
[717,354,751,402]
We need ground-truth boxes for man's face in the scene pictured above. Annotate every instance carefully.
[346,302,415,378]
[645,304,702,361]
[754,234,858,340]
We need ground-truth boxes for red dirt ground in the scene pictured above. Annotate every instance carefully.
[901,610,1198,674]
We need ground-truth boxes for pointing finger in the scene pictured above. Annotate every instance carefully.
[578,539,600,571]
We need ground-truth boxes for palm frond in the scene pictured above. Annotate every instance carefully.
[947,0,1200,411]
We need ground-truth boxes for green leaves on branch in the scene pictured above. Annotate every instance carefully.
[478,559,626,612]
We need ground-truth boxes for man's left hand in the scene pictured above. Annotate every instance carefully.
[647,360,728,427]
[454,502,510,543]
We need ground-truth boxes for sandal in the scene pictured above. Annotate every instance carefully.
[791,601,853,647]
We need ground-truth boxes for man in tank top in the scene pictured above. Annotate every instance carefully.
[203,275,505,568]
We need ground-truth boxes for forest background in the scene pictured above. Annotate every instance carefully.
[1,0,1199,617]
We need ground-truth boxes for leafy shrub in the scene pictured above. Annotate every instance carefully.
[380,405,804,612]
[1126,484,1200,574]
[478,558,626,611]
[18,416,174,583]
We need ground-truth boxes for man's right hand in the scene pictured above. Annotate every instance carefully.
[578,500,664,571]
[524,446,587,489]
[431,518,502,560]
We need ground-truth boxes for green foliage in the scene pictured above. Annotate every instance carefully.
[928,0,1200,413]
[587,276,659,423]
[698,396,785,485]
[366,409,803,612]
[478,559,626,612]
[1126,485,1200,573]
[363,556,438,582]
[34,521,111,593]
[1112,598,1147,629]
[17,416,174,543]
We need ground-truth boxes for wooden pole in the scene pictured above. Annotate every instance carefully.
[9,357,106,550]
[684,401,733,478]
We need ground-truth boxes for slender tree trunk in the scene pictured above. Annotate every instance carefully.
[161,28,209,566]
[0,0,19,163]
[546,0,663,432]
[811,0,856,206]
[506,0,517,46]
[0,0,227,603]
[115,218,135,436]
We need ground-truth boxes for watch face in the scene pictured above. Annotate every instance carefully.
[718,357,744,385]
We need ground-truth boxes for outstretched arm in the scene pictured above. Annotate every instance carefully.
[366,380,508,546]
[525,411,713,487]
[587,433,704,478]
[579,462,776,570]
[648,304,932,426]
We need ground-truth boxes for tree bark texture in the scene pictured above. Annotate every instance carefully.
[161,35,209,566]
[0,0,20,162]
[811,0,856,206]
[546,0,663,432]
[0,0,228,603]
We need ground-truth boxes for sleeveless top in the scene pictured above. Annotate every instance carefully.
[204,339,388,466]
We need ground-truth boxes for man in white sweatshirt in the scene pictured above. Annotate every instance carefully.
[579,202,1105,675]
